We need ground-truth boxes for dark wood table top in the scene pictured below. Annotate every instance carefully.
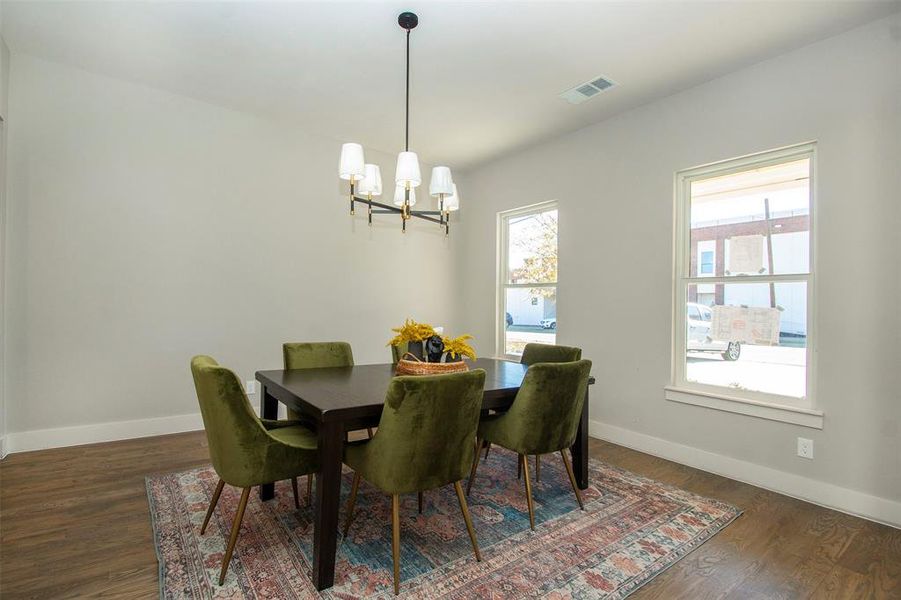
[256,357,594,423]
[257,357,521,422]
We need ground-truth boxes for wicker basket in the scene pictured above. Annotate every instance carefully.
[395,353,469,376]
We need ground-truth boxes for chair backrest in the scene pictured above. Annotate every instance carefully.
[363,369,487,494]
[190,355,272,486]
[390,344,402,365]
[283,342,354,370]
[520,343,582,366]
[502,359,592,455]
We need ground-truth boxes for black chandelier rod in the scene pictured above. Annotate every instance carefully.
[405,27,410,152]
[398,11,418,151]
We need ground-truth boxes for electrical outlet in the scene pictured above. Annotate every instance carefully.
[797,437,814,459]
[245,380,257,395]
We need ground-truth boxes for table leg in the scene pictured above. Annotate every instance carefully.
[312,420,343,590]
[259,385,278,501]
[570,387,590,489]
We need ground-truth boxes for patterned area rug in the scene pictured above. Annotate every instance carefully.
[147,448,740,599]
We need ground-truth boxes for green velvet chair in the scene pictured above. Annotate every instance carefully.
[190,356,318,585]
[283,343,357,426]
[283,342,369,502]
[520,342,582,366]
[519,343,582,480]
[342,369,487,595]
[467,359,592,530]
[481,343,583,480]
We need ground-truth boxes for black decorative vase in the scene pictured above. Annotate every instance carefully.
[425,335,445,363]
[406,341,424,360]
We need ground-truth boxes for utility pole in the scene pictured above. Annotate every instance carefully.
[763,197,776,308]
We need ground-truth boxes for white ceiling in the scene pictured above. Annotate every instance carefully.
[3,1,898,170]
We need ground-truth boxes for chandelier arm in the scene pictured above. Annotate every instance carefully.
[357,197,444,225]
[370,210,442,217]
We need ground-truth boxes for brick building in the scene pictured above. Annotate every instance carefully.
[689,210,809,335]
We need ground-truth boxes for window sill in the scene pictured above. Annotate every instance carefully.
[664,386,824,429]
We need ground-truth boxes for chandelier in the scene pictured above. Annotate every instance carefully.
[338,12,459,236]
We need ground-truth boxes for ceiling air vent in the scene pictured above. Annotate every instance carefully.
[559,75,617,105]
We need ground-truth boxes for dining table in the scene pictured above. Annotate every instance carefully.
[255,356,595,591]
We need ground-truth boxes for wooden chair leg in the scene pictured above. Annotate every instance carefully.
[306,473,313,506]
[517,456,522,480]
[367,427,374,438]
[218,487,251,585]
[391,494,401,595]
[343,472,361,537]
[466,437,482,496]
[453,481,482,562]
[535,454,541,483]
[560,449,585,510]
[200,478,225,534]
[520,454,535,531]
[290,477,301,510]
[484,441,491,461]
[418,491,424,514]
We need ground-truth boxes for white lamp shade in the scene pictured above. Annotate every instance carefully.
[429,166,454,197]
[339,143,365,180]
[393,185,417,207]
[394,151,421,187]
[356,164,382,196]
[444,184,460,211]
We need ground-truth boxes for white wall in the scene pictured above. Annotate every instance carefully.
[0,34,10,455]
[0,36,8,117]
[459,14,901,522]
[4,54,460,449]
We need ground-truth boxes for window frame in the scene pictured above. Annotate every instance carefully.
[669,143,821,426]
[496,200,558,360]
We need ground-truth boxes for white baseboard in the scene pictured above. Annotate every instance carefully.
[4,413,204,455]
[0,436,7,459]
[589,420,901,529]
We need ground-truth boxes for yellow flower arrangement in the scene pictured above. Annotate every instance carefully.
[387,319,437,347]
[442,334,477,361]
[387,319,477,362]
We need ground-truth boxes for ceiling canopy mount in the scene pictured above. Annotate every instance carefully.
[397,11,418,31]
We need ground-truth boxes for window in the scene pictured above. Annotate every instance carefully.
[699,250,714,274]
[670,143,818,424]
[498,202,558,358]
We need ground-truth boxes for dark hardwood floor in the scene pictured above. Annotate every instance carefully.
[1,432,898,598]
